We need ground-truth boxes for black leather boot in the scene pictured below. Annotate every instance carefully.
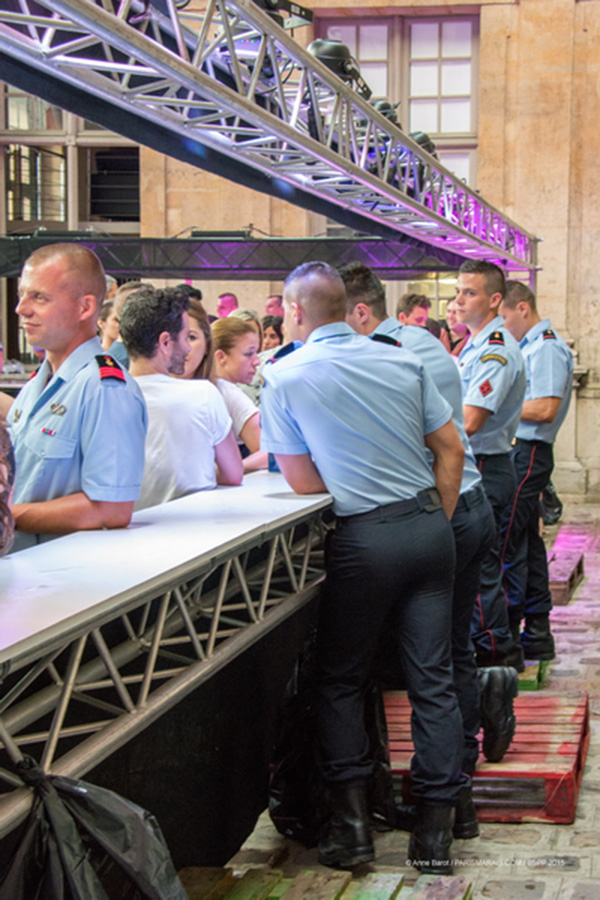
[318,780,375,869]
[503,619,525,672]
[521,614,555,660]
[408,805,454,875]
[479,666,519,762]
[394,802,417,832]
[453,785,479,839]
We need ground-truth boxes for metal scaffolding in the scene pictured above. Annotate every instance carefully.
[0,0,537,272]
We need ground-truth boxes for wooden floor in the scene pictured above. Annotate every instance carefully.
[179,867,473,900]
[386,692,590,824]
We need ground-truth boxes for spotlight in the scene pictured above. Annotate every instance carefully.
[370,99,401,128]
[409,131,437,157]
[307,39,372,100]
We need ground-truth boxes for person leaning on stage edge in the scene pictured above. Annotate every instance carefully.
[499,281,573,661]
[341,261,517,785]
[6,244,147,551]
[260,261,467,875]
[454,260,526,671]
[119,286,242,511]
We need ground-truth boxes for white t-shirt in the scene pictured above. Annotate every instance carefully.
[216,378,259,442]
[134,375,232,511]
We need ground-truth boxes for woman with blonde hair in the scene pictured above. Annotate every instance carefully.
[211,317,267,472]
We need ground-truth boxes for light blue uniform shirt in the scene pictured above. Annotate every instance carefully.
[260,322,452,516]
[8,337,147,507]
[458,316,526,455]
[516,319,573,443]
[372,319,481,496]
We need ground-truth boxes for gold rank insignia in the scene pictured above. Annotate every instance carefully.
[13,409,21,422]
[50,402,67,415]
[480,353,507,366]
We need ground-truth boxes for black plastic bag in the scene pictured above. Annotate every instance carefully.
[0,758,188,900]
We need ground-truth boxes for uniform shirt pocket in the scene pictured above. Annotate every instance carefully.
[24,428,77,460]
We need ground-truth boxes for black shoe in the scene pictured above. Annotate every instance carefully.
[503,642,525,673]
[521,614,555,660]
[408,805,454,876]
[394,802,418,832]
[318,780,375,869]
[479,666,519,762]
[453,786,479,839]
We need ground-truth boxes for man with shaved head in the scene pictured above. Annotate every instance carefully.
[7,243,147,550]
[261,261,467,875]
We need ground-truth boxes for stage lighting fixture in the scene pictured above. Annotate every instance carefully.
[307,39,372,100]
[370,99,401,128]
[251,0,313,29]
[409,131,437,157]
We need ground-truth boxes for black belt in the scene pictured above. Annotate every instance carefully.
[454,483,485,513]
[513,437,552,448]
[338,488,442,524]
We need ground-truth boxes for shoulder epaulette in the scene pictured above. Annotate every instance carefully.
[542,328,557,340]
[488,331,505,346]
[29,365,41,380]
[371,333,402,348]
[95,354,126,382]
[267,342,298,364]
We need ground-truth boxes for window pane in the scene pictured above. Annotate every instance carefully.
[411,22,439,59]
[360,63,388,98]
[410,61,438,96]
[438,151,471,183]
[326,25,357,57]
[441,60,471,96]
[441,21,472,57]
[410,98,438,133]
[359,24,388,60]
[440,98,471,132]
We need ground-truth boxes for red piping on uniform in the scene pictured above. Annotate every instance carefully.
[501,443,537,569]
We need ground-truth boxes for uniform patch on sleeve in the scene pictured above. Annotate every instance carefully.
[479,379,493,397]
[488,331,505,345]
[480,353,507,365]
[543,328,557,340]
[371,333,402,348]
[268,342,297,364]
[95,354,126,382]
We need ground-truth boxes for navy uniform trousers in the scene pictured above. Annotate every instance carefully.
[450,484,496,775]
[471,454,517,663]
[315,491,467,805]
[500,439,554,622]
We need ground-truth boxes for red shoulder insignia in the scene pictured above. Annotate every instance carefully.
[488,331,505,345]
[95,354,126,382]
[480,379,493,397]
[542,329,556,340]
[29,366,41,380]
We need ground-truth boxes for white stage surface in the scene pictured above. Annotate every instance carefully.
[0,472,332,838]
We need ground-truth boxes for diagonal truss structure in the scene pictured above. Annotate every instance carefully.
[0,510,328,838]
[0,234,469,279]
[0,0,537,272]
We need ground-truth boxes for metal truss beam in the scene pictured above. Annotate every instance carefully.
[0,0,538,271]
[0,512,328,839]
[0,233,471,279]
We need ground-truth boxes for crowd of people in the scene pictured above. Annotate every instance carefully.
[0,245,573,877]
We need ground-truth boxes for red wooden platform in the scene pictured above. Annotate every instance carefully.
[385,691,590,824]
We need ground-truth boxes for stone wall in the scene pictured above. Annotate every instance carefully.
[140,0,600,495]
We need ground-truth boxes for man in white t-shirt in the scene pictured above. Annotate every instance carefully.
[119,286,243,510]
